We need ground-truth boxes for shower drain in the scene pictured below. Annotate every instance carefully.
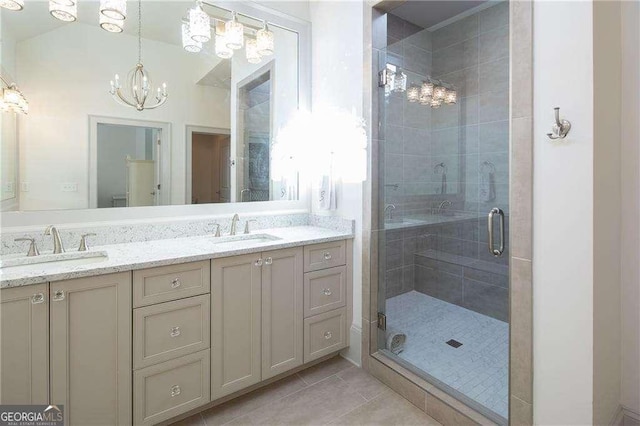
[446,339,463,348]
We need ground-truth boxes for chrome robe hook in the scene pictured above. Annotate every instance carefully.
[546,107,571,140]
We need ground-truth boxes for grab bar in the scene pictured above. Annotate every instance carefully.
[487,207,505,257]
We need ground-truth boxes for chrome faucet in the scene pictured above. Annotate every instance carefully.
[384,204,396,221]
[230,214,240,236]
[44,225,65,254]
[437,200,452,215]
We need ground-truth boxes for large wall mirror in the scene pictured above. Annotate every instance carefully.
[0,0,308,212]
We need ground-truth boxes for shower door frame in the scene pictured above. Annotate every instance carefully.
[361,1,534,425]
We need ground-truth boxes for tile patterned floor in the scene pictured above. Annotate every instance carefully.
[386,291,509,419]
[171,356,440,426]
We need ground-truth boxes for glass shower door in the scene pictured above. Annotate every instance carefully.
[375,3,511,423]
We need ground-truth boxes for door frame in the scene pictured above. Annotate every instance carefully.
[185,125,231,205]
[88,115,171,208]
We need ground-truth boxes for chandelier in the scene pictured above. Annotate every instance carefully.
[182,1,275,64]
[0,76,28,114]
[109,0,167,111]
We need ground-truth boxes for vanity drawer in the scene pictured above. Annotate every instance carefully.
[304,266,346,318]
[303,307,346,362]
[304,240,346,272]
[134,295,210,369]
[134,349,210,426]
[133,260,210,307]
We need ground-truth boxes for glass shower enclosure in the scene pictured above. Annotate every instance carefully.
[374,1,510,423]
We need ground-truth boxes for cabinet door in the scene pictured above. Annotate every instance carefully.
[0,284,48,404]
[211,254,261,399]
[261,248,303,379]
[50,272,132,425]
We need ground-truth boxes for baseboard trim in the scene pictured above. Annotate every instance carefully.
[340,324,362,367]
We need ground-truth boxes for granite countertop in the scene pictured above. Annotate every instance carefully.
[0,226,353,288]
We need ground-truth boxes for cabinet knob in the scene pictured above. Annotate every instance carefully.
[52,290,65,301]
[31,293,45,304]
[323,288,332,296]
[171,278,181,289]
[323,252,332,260]
[324,331,332,340]
[170,385,181,397]
[255,258,263,267]
[264,257,273,265]
[170,326,181,337]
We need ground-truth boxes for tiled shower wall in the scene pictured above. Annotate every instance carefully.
[382,2,510,306]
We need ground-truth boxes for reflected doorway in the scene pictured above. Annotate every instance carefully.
[186,126,231,205]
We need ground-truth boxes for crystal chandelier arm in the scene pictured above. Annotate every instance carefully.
[113,88,138,108]
[141,96,168,110]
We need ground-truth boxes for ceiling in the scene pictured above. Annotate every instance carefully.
[389,0,487,30]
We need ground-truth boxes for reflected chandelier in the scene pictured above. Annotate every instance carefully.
[109,0,167,111]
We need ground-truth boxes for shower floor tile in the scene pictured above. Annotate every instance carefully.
[386,291,509,419]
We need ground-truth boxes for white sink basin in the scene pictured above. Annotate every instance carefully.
[0,252,109,275]
[210,234,281,249]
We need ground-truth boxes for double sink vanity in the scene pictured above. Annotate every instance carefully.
[0,216,354,425]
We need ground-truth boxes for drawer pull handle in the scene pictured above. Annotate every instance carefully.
[170,326,181,337]
[52,290,65,301]
[323,288,332,296]
[31,293,45,304]
[170,385,181,397]
[323,252,332,260]
[171,278,181,289]
[255,258,263,267]
[324,331,332,340]
[264,257,273,265]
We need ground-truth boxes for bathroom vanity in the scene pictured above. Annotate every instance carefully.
[0,226,353,425]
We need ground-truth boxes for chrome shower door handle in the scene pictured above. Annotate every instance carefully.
[487,207,505,257]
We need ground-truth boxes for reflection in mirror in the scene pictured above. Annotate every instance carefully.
[1,109,18,208]
[0,1,304,212]
[237,65,273,202]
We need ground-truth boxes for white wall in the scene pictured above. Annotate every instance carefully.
[309,0,364,365]
[532,2,595,424]
[14,22,230,210]
[621,0,640,416]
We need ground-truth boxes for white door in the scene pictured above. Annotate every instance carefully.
[127,158,156,207]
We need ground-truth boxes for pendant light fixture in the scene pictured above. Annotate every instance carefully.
[0,77,28,114]
[214,22,233,59]
[109,0,167,111]
[100,0,126,20]
[0,0,24,11]
[225,12,244,50]
[49,0,77,22]
[182,22,202,53]
[256,21,274,56]
[189,1,211,43]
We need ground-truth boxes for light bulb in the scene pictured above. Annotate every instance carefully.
[256,21,274,56]
[182,22,202,53]
[49,0,77,22]
[246,38,261,64]
[100,0,126,20]
[225,12,244,50]
[100,13,124,33]
[189,2,211,43]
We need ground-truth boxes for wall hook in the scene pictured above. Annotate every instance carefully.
[546,107,571,140]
